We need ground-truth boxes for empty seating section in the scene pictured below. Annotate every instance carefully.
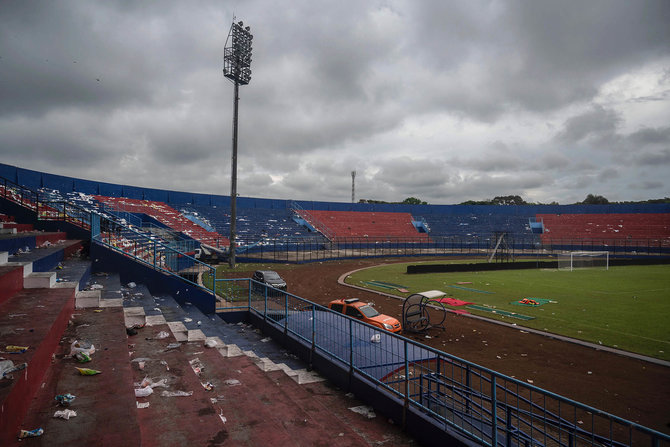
[181,205,315,241]
[421,213,534,238]
[95,196,228,247]
[298,210,430,241]
[537,213,670,243]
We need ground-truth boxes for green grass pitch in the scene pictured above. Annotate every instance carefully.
[345,262,670,361]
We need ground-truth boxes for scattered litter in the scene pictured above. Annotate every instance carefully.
[6,345,29,353]
[156,331,170,339]
[260,337,271,343]
[90,284,104,290]
[161,390,193,397]
[70,340,95,358]
[224,379,240,386]
[349,405,376,419]
[137,377,167,389]
[136,401,150,409]
[135,386,153,397]
[55,394,76,406]
[425,335,432,339]
[75,367,101,376]
[204,339,218,348]
[587,371,592,375]
[127,282,137,288]
[94,309,103,313]
[1,361,27,379]
[164,343,181,351]
[160,360,170,371]
[184,318,193,323]
[219,410,227,424]
[74,352,91,363]
[131,357,152,363]
[527,379,534,384]
[189,358,204,375]
[18,428,43,439]
[53,409,77,420]
[370,333,381,343]
[126,327,138,336]
[202,381,215,391]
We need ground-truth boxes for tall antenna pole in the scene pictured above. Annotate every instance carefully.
[351,170,356,203]
[223,19,253,268]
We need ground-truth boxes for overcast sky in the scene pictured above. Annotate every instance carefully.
[1,1,668,205]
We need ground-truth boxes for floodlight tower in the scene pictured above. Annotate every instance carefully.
[223,19,253,268]
[351,171,356,203]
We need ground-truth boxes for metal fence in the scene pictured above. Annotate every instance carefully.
[232,234,670,263]
[223,282,670,447]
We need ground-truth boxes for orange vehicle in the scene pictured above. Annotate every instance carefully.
[328,298,402,333]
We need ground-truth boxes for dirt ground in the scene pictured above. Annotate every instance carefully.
[231,257,670,435]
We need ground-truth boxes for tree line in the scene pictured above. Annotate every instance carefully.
[358,194,670,206]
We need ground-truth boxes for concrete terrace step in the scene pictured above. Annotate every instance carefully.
[13,306,141,447]
[177,343,415,446]
[0,287,76,445]
[156,294,314,381]
[125,322,228,446]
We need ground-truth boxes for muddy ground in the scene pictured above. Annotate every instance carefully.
[228,257,669,434]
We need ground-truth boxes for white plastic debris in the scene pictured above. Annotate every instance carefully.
[136,402,150,409]
[349,405,376,419]
[156,331,170,339]
[53,409,77,420]
[135,386,153,397]
[204,339,218,348]
[70,340,95,357]
[224,379,241,386]
[127,282,137,288]
[161,390,193,397]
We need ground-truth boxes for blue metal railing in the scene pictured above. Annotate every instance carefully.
[93,213,216,292]
[215,281,670,447]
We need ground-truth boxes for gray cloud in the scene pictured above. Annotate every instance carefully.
[0,0,668,204]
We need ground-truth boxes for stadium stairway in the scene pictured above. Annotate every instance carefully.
[3,265,414,444]
[0,232,89,444]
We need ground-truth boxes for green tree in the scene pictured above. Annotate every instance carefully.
[401,197,428,205]
[491,195,527,205]
[581,194,609,205]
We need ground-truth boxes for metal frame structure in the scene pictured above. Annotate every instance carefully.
[223,19,253,268]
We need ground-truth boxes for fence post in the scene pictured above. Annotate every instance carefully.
[284,292,288,334]
[309,305,316,370]
[348,318,354,390]
[403,340,409,430]
[491,375,498,446]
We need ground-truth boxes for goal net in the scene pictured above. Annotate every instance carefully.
[557,251,609,271]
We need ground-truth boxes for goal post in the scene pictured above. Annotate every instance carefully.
[557,251,609,271]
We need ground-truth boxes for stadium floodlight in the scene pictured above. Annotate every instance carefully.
[223,19,253,268]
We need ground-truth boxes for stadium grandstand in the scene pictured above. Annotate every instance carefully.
[1,162,669,446]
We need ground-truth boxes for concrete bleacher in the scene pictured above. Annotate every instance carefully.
[95,196,229,248]
[537,213,670,243]
[0,214,414,446]
[0,230,88,444]
[421,213,535,238]
[181,205,315,240]
[297,210,431,241]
